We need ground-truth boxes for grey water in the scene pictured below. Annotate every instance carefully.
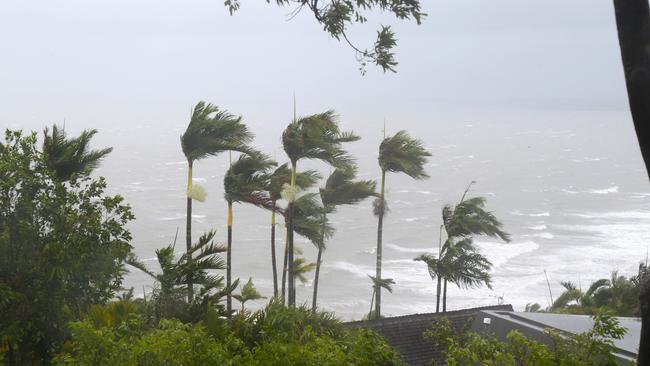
[11,106,645,321]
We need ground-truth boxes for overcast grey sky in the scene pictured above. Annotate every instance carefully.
[0,0,630,132]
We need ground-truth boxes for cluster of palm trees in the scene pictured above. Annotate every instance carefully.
[179,100,441,318]
[415,182,511,313]
[39,100,510,319]
[526,267,646,317]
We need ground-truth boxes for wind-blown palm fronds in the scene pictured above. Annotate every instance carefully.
[42,124,113,182]
[282,111,358,306]
[224,153,276,316]
[374,130,431,318]
[181,101,253,300]
[312,167,376,311]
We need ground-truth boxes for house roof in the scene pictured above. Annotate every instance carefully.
[344,304,514,366]
[472,310,641,363]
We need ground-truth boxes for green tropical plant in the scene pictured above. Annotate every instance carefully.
[374,130,431,318]
[312,167,376,311]
[42,124,113,181]
[267,164,320,298]
[437,183,510,311]
[181,101,253,299]
[282,110,359,306]
[368,276,395,319]
[224,153,276,316]
[0,129,133,365]
[233,278,266,312]
[126,230,233,322]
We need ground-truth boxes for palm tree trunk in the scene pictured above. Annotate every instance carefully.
[374,170,386,319]
[436,276,441,313]
[186,160,193,301]
[369,288,375,319]
[227,200,233,317]
[443,279,448,313]
[612,3,650,362]
[287,162,297,306]
[281,228,288,304]
[271,206,278,298]
[312,245,324,312]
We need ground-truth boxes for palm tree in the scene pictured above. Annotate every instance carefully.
[224,153,276,316]
[233,278,266,312]
[181,101,253,298]
[374,130,431,318]
[368,276,395,320]
[42,124,113,182]
[268,164,320,298]
[415,237,492,313]
[282,111,358,305]
[126,230,232,322]
[438,183,510,311]
[312,167,376,311]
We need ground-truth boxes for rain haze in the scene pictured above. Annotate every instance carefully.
[1,0,648,318]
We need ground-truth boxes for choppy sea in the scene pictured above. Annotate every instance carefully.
[13,106,649,320]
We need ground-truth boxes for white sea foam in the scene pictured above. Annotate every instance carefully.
[587,186,618,194]
[522,232,554,240]
[386,243,430,253]
[568,211,650,220]
[529,224,547,230]
[164,161,186,166]
[529,212,550,217]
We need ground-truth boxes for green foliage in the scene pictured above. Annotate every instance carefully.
[224,153,277,208]
[319,166,377,210]
[433,312,627,366]
[181,101,254,163]
[0,129,134,364]
[56,301,404,365]
[126,230,232,323]
[233,278,266,310]
[282,110,359,168]
[269,163,321,202]
[224,0,425,73]
[528,270,642,317]
[378,130,431,179]
[42,124,113,182]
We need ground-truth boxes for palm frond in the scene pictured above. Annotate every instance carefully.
[319,166,377,209]
[378,130,431,179]
[181,101,254,162]
[368,275,395,293]
[282,110,359,168]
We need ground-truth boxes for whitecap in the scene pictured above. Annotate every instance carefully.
[529,212,550,217]
[522,233,554,240]
[587,186,618,194]
[386,243,431,253]
[529,225,547,230]
[164,161,186,166]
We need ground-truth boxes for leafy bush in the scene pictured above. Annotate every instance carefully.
[0,129,134,364]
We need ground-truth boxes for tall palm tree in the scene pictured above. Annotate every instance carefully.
[42,124,113,182]
[374,130,431,318]
[181,101,253,298]
[312,167,376,311]
[368,276,395,320]
[438,183,510,311]
[268,164,320,298]
[224,153,276,316]
[293,257,316,288]
[282,111,358,305]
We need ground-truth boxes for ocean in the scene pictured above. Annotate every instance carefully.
[12,105,649,321]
